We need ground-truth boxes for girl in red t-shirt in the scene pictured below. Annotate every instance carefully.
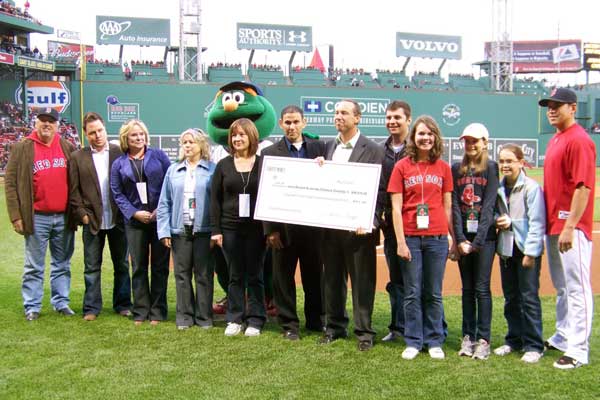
[388,115,455,360]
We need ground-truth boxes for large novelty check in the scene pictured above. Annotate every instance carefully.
[255,156,381,232]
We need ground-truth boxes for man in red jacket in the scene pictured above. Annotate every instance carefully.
[5,107,76,321]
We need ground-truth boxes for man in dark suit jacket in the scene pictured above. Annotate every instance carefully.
[69,112,131,320]
[318,99,384,351]
[262,105,326,340]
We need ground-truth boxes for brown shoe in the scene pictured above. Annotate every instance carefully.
[150,320,160,326]
[83,314,97,321]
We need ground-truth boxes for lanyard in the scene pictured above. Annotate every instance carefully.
[239,163,254,194]
[130,158,144,183]
[415,162,430,204]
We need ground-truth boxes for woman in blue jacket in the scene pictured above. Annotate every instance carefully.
[494,143,546,363]
[157,129,216,330]
[111,119,171,325]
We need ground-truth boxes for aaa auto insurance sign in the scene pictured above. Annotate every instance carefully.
[96,15,170,46]
[396,32,462,60]
[237,23,313,52]
[14,81,71,113]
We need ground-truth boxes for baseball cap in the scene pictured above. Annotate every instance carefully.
[35,107,59,122]
[538,87,577,107]
[460,123,489,140]
[219,81,264,96]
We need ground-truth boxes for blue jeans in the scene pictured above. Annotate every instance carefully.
[82,224,131,315]
[458,240,495,342]
[383,228,404,334]
[499,246,544,352]
[401,235,448,349]
[22,212,75,313]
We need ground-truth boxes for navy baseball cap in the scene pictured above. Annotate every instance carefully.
[219,81,264,96]
[538,88,577,107]
[35,107,60,122]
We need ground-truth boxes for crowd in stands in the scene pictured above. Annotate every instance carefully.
[1,37,43,59]
[0,101,80,172]
[249,64,281,71]
[130,60,165,68]
[376,69,405,74]
[449,73,475,79]
[209,62,241,69]
[0,0,43,25]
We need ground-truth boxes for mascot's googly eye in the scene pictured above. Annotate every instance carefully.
[221,91,245,106]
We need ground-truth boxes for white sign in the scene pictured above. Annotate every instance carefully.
[255,156,381,232]
[57,29,80,41]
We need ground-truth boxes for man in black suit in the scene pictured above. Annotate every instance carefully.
[69,112,131,320]
[262,105,326,340]
[318,99,384,351]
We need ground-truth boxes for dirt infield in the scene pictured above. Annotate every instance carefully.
[294,222,600,296]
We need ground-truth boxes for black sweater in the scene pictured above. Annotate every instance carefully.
[210,155,262,234]
[451,160,499,249]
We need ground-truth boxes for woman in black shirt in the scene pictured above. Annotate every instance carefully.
[210,118,266,336]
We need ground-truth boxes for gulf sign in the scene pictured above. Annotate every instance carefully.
[14,81,71,113]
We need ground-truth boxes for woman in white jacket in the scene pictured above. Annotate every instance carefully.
[494,144,546,363]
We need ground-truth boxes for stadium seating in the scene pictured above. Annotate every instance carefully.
[336,73,380,88]
[448,74,487,91]
[290,68,328,86]
[207,66,244,83]
[378,71,413,89]
[247,68,289,86]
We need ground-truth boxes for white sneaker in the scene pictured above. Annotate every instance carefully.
[224,322,242,336]
[428,347,445,359]
[402,346,420,360]
[521,351,543,364]
[494,344,513,356]
[458,335,474,357]
[244,326,261,337]
[381,331,401,342]
[472,339,490,360]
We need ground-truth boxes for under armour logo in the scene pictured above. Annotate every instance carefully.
[288,31,307,43]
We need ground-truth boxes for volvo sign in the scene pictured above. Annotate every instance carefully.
[396,32,462,60]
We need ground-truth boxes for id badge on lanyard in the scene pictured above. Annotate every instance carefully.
[136,182,148,205]
[416,204,429,229]
[466,208,479,233]
[239,194,250,217]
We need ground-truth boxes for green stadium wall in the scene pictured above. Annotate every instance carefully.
[2,80,600,166]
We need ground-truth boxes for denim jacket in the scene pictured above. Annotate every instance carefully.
[157,159,215,239]
[496,171,546,257]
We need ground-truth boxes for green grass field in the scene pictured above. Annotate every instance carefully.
[1,183,599,400]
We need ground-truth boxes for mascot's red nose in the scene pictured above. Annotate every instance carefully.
[223,100,238,112]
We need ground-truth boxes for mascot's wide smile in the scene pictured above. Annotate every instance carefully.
[207,81,276,145]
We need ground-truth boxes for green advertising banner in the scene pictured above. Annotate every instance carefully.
[96,15,170,46]
[237,23,312,52]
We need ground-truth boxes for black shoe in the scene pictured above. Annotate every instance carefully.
[358,340,374,352]
[318,333,346,345]
[283,331,300,341]
[56,306,75,316]
[544,340,559,351]
[25,312,39,321]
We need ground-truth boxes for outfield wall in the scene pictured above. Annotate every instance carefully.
[3,79,600,166]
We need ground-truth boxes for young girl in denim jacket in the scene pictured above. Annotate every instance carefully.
[493,144,546,363]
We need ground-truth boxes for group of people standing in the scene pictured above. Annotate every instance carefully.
[379,87,595,370]
[5,88,595,369]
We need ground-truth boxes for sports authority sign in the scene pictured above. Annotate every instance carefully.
[396,32,462,59]
[236,23,312,52]
[96,16,170,46]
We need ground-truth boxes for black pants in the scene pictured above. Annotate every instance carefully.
[221,228,266,328]
[82,223,131,315]
[322,229,377,342]
[272,225,324,333]
[171,233,214,327]
[125,221,170,321]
